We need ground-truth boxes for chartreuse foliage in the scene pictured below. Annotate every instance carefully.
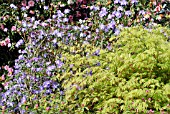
[56,26,170,113]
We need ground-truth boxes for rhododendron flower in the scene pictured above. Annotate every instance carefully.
[148,109,154,113]
[4,65,9,70]
[76,11,81,17]
[0,24,4,30]
[0,41,7,46]
[0,74,5,81]
[21,0,27,6]
[154,4,162,12]
[69,15,73,22]
[77,0,82,3]
[28,0,35,7]
[11,26,16,31]
[7,68,13,76]
[29,10,35,14]
[35,104,38,109]
[46,107,50,111]
[5,37,10,44]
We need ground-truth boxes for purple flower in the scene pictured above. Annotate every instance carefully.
[36,68,43,72]
[46,89,52,94]
[99,24,105,30]
[63,18,69,22]
[96,28,99,33]
[32,90,40,94]
[96,62,101,66]
[114,0,120,4]
[52,83,59,89]
[47,65,56,71]
[107,44,112,50]
[18,55,24,60]
[115,11,122,18]
[64,9,70,14]
[7,102,14,107]
[57,32,63,37]
[117,6,124,11]
[80,33,85,37]
[31,57,39,62]
[120,0,128,5]
[15,39,24,48]
[125,10,132,16]
[44,6,49,10]
[114,29,120,36]
[30,32,36,37]
[57,10,64,17]
[21,96,27,104]
[26,62,32,68]
[99,7,108,17]
[21,7,26,11]
[39,86,43,91]
[90,6,100,11]
[60,91,64,95]
[108,20,116,29]
[55,60,63,68]
[107,14,113,19]
[52,29,59,35]
[52,15,57,19]
[43,81,51,88]
[139,10,145,15]
[14,70,20,74]
[93,49,100,56]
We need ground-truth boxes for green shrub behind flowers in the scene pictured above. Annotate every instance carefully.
[56,26,170,113]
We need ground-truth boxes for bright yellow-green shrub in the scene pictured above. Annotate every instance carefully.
[56,26,170,113]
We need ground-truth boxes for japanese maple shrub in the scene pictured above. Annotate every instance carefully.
[57,25,170,113]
